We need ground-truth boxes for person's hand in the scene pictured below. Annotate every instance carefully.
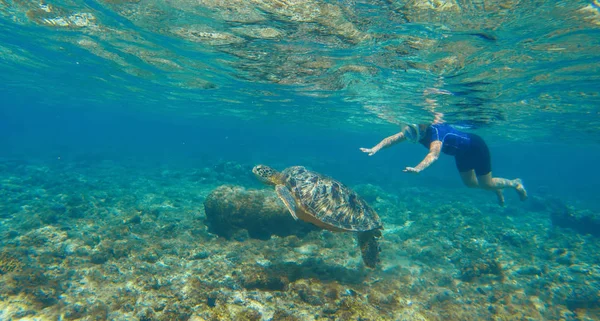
[360,147,378,156]
[403,167,420,174]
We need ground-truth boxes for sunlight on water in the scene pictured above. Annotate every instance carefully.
[0,0,599,141]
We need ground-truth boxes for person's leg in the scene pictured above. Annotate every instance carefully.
[478,173,506,205]
[469,134,527,204]
[459,170,478,187]
[456,151,478,187]
[515,179,527,201]
[478,173,528,201]
[460,170,506,205]
[455,138,527,205]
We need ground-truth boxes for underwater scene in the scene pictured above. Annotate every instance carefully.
[1,0,600,320]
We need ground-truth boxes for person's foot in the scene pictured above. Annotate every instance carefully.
[495,189,505,206]
[515,179,528,201]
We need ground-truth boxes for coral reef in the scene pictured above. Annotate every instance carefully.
[0,251,22,275]
[0,159,599,320]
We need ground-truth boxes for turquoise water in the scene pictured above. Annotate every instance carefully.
[1,0,600,320]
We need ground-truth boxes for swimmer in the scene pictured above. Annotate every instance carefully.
[360,122,528,206]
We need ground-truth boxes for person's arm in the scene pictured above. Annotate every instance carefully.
[404,140,442,173]
[360,127,408,156]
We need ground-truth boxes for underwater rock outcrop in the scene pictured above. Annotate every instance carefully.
[204,185,316,240]
[547,198,600,237]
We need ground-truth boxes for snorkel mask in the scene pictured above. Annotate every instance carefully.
[405,124,421,143]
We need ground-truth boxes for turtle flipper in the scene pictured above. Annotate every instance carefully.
[358,229,382,268]
[276,184,299,221]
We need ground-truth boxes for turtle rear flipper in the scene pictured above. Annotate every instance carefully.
[358,229,382,268]
[276,184,299,221]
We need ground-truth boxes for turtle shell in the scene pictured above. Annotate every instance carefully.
[281,166,382,232]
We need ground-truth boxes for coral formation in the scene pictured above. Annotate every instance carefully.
[0,159,598,320]
[0,251,22,275]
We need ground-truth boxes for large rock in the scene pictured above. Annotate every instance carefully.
[204,185,316,240]
[547,198,600,237]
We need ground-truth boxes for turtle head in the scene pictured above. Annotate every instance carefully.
[252,165,281,185]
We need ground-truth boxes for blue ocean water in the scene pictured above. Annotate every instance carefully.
[1,0,600,320]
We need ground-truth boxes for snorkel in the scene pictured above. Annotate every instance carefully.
[405,124,421,143]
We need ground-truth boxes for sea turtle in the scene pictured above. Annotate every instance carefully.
[252,165,383,268]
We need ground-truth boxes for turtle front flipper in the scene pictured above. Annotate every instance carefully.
[358,229,382,268]
[276,184,299,221]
